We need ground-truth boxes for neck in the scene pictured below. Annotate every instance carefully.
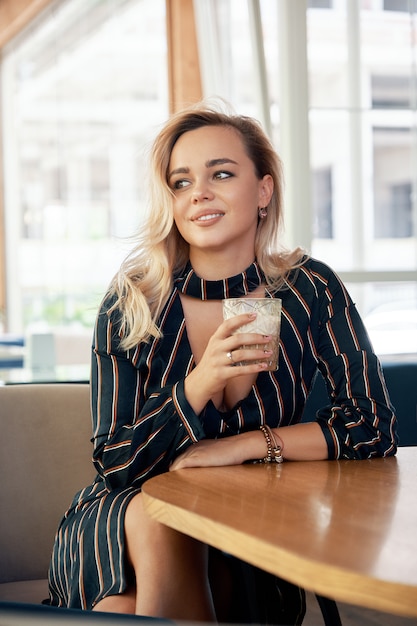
[175,258,265,301]
[189,250,256,281]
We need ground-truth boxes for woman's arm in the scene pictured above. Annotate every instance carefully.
[171,263,398,470]
[90,300,278,489]
[90,301,206,491]
[311,266,397,459]
[170,421,328,470]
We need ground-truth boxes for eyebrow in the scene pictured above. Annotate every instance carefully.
[206,158,238,168]
[168,157,238,181]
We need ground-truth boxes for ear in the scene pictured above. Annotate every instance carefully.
[258,174,274,207]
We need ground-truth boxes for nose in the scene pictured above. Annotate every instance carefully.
[192,181,214,203]
[192,191,207,204]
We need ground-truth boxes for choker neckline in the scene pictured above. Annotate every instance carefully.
[175,261,265,300]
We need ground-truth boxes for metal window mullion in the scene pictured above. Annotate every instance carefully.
[277,0,312,251]
[409,3,417,262]
[347,0,365,270]
[247,0,271,137]
[1,49,23,333]
[338,269,417,283]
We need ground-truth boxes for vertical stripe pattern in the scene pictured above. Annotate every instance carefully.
[48,257,397,609]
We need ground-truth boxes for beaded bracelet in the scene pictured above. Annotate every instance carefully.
[259,424,284,463]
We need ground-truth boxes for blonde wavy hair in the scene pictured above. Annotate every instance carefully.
[108,100,304,349]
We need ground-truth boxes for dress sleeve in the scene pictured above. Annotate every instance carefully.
[314,271,398,459]
[90,299,205,490]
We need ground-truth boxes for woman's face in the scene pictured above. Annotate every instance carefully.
[167,125,273,265]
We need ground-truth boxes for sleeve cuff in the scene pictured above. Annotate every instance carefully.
[172,379,206,443]
[317,419,339,459]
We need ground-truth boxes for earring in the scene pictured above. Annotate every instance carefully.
[258,207,268,219]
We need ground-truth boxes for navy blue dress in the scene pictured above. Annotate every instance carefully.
[48,257,397,609]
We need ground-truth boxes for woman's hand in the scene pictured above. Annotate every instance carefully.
[170,423,329,471]
[184,312,272,414]
[170,431,264,470]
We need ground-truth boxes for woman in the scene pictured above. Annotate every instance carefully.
[48,101,397,622]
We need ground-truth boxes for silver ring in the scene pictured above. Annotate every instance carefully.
[226,350,234,363]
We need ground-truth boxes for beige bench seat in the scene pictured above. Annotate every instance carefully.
[0,383,95,603]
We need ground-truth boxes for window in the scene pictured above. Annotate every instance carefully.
[383,0,411,12]
[372,75,412,109]
[373,127,414,239]
[384,182,412,238]
[312,168,333,239]
[2,0,417,359]
[308,1,333,8]
[1,0,168,341]
[194,0,417,355]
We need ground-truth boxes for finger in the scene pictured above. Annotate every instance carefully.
[218,313,257,337]
[228,346,273,367]
[230,332,272,347]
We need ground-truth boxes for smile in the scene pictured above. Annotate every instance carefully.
[194,213,224,222]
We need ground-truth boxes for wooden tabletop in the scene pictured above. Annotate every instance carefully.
[142,447,417,618]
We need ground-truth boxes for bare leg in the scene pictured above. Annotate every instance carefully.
[124,491,216,621]
[93,587,136,614]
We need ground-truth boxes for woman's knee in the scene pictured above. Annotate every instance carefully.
[125,491,208,570]
[124,492,163,559]
[124,492,215,620]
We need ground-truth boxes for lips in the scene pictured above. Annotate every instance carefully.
[191,210,224,222]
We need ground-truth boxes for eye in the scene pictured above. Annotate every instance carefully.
[214,170,233,180]
[171,179,191,190]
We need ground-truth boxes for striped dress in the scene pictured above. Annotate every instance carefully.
[48,257,397,610]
